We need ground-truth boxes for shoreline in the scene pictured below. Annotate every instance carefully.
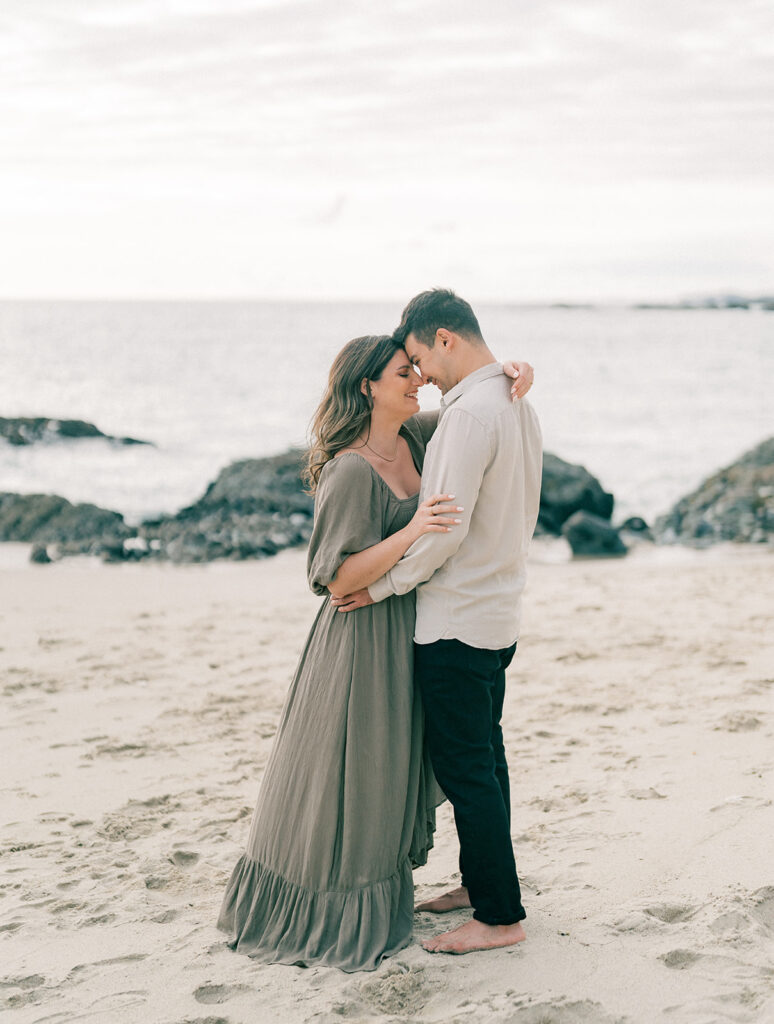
[1,534,771,571]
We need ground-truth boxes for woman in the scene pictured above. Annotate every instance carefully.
[217,335,533,971]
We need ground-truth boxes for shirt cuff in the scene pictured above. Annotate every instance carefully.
[367,574,394,603]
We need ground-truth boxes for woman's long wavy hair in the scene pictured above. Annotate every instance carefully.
[304,334,400,492]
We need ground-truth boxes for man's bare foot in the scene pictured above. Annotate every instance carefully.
[415,885,471,913]
[422,918,526,954]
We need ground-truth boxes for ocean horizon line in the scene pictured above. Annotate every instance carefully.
[1,294,771,309]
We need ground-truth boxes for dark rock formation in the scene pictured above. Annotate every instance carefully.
[619,516,650,534]
[30,544,52,564]
[4,445,627,564]
[180,451,313,518]
[138,451,314,563]
[618,516,655,545]
[539,453,614,534]
[562,511,628,557]
[0,417,151,446]
[0,493,134,557]
[2,451,315,565]
[656,437,774,545]
[634,294,774,311]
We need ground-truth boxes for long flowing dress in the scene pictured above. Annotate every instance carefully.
[216,414,444,972]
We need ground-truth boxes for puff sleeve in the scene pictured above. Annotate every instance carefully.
[306,454,384,596]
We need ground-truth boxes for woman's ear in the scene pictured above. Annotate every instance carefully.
[360,378,370,397]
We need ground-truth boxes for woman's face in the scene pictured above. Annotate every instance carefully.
[367,348,423,419]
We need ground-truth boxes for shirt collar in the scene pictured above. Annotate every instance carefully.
[440,361,504,411]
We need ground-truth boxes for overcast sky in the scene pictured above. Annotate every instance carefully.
[1,0,772,301]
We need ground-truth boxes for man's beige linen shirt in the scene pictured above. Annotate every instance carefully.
[368,362,543,649]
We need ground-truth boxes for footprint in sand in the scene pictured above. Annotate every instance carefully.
[659,948,703,970]
[93,741,153,758]
[65,954,148,983]
[644,903,698,924]
[359,964,431,1016]
[48,899,87,915]
[37,635,67,649]
[0,974,46,989]
[144,874,171,890]
[745,677,774,695]
[83,911,117,926]
[505,997,626,1023]
[0,974,47,1009]
[750,886,774,930]
[98,794,182,842]
[193,983,250,1004]
[151,908,178,924]
[611,902,698,933]
[710,887,774,938]
[179,1018,230,1024]
[169,849,200,867]
[37,811,69,824]
[715,712,763,732]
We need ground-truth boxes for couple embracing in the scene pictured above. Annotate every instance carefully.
[217,288,543,971]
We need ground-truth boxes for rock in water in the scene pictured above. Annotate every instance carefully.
[562,511,627,557]
[539,453,614,534]
[656,437,774,545]
[619,516,651,534]
[29,544,52,564]
[0,417,151,446]
[618,516,654,545]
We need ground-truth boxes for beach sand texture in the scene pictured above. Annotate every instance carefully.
[1,546,773,1024]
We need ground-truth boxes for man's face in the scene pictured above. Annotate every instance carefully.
[404,332,456,395]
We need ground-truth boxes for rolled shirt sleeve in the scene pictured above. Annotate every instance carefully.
[367,407,492,602]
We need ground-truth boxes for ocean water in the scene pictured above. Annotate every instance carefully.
[0,301,771,526]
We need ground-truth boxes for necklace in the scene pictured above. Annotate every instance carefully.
[363,438,398,462]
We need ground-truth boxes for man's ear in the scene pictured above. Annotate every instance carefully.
[436,328,452,349]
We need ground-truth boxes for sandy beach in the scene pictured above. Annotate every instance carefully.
[2,542,773,1024]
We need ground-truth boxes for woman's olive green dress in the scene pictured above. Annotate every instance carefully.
[217,414,444,972]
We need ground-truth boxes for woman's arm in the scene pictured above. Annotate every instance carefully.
[327,493,462,598]
[504,360,534,399]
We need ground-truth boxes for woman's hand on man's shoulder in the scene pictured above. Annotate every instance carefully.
[503,361,534,400]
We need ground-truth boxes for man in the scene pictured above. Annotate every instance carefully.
[333,288,542,954]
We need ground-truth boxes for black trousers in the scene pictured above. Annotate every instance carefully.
[414,638,525,926]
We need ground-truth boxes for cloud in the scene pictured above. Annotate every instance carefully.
[4,0,771,180]
[0,0,772,298]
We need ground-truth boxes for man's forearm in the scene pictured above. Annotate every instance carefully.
[368,516,467,602]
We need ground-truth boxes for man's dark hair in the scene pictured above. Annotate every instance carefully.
[392,288,483,348]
